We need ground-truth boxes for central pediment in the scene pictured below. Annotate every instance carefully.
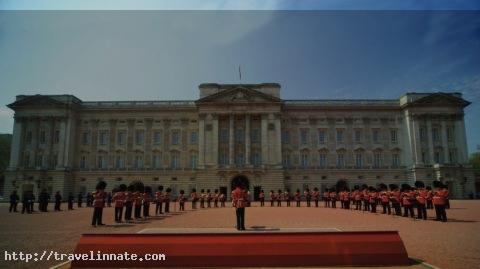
[196,86,282,105]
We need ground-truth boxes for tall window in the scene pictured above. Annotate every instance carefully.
[434,151,441,164]
[98,155,107,169]
[373,153,382,168]
[52,153,58,168]
[153,131,162,145]
[301,152,309,168]
[219,150,228,165]
[54,130,60,144]
[40,130,46,144]
[236,153,244,165]
[337,153,345,168]
[252,152,261,166]
[419,127,426,141]
[355,153,363,168]
[354,130,361,143]
[421,151,426,163]
[252,129,261,143]
[448,149,456,163]
[432,128,439,142]
[80,155,87,169]
[190,131,198,144]
[24,152,30,167]
[26,131,32,144]
[392,153,400,168]
[133,155,143,168]
[235,129,244,142]
[82,132,89,145]
[117,131,126,145]
[190,154,198,169]
[282,152,291,167]
[281,130,289,144]
[171,130,180,145]
[152,154,162,169]
[336,129,344,143]
[390,129,397,143]
[171,151,180,169]
[318,130,326,144]
[135,130,145,145]
[36,154,44,167]
[319,153,327,168]
[116,155,125,169]
[446,127,454,142]
[99,131,108,146]
[300,129,308,145]
[372,129,380,143]
[220,129,228,143]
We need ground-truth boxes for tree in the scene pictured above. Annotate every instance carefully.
[0,134,12,171]
[469,152,480,169]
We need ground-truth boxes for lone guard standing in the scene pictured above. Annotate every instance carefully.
[77,192,83,208]
[232,185,248,231]
[91,181,107,227]
[54,191,62,211]
[259,190,265,207]
[113,184,126,223]
[190,188,198,209]
[155,185,164,215]
[9,190,19,213]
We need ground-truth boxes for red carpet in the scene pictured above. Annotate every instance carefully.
[72,230,409,267]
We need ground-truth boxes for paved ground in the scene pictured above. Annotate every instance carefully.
[0,200,479,269]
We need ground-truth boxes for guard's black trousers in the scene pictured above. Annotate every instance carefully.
[134,206,141,219]
[417,204,427,220]
[434,205,447,222]
[382,202,391,214]
[403,205,414,218]
[92,207,103,225]
[124,202,133,221]
[164,202,170,213]
[143,202,150,217]
[115,207,123,222]
[156,201,163,214]
[235,207,245,230]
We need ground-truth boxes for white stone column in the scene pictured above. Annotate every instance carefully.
[9,117,24,168]
[198,115,205,168]
[212,115,219,166]
[229,114,234,166]
[412,117,422,165]
[441,120,449,163]
[274,115,282,165]
[245,114,250,165]
[455,116,468,164]
[426,118,434,164]
[261,114,269,165]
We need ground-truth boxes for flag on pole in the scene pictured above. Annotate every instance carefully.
[239,65,242,81]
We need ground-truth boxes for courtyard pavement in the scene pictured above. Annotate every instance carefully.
[0,200,479,269]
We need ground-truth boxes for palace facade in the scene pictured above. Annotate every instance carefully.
[4,83,476,199]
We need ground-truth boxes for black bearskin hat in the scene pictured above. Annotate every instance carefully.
[96,180,107,191]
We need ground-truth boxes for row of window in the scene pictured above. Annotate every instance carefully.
[80,153,198,170]
[24,130,60,145]
[419,126,455,143]
[284,129,399,145]
[82,130,198,146]
[23,153,58,168]
[282,152,401,169]
[420,149,457,164]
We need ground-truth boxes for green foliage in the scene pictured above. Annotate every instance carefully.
[0,134,12,171]
[469,152,480,169]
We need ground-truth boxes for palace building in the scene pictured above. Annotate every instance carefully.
[4,83,476,199]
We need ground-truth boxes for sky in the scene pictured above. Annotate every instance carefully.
[0,1,479,153]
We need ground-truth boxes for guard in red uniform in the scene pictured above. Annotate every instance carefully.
[91,181,107,227]
[124,185,134,222]
[389,184,402,216]
[414,181,427,220]
[214,189,219,208]
[113,184,127,223]
[219,191,226,207]
[312,187,320,207]
[143,186,152,219]
[206,189,212,208]
[134,190,143,220]
[330,190,337,208]
[199,189,205,208]
[190,188,198,209]
[304,188,312,207]
[433,181,448,222]
[155,185,164,215]
[295,189,301,207]
[178,190,186,211]
[362,186,370,212]
[401,185,415,218]
[369,187,378,213]
[164,188,171,213]
[232,186,248,231]
[277,190,283,207]
[259,190,265,207]
[324,189,330,208]
[269,190,276,207]
[426,186,433,209]
[284,189,291,207]
[380,189,391,215]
